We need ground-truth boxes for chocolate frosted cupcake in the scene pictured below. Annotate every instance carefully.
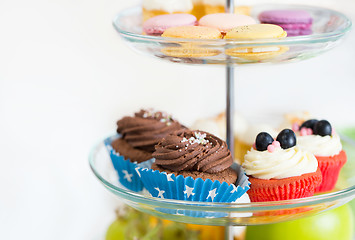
[138,130,250,203]
[106,109,184,192]
[152,130,237,184]
[112,109,185,163]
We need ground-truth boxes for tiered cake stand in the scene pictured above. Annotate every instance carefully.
[90,2,354,239]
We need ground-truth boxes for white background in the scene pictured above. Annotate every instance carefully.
[0,0,354,239]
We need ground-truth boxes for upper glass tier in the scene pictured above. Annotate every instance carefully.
[113,4,351,65]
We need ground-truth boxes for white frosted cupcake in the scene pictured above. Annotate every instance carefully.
[293,119,347,193]
[203,0,251,16]
[235,124,277,164]
[242,129,322,202]
[142,0,193,21]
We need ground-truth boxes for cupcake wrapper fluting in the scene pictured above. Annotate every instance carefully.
[315,150,347,193]
[137,163,250,203]
[247,168,322,202]
[104,135,154,192]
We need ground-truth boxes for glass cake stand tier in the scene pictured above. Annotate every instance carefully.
[113,4,352,65]
[89,137,355,226]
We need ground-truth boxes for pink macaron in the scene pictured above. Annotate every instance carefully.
[258,10,313,36]
[199,13,257,33]
[143,14,197,36]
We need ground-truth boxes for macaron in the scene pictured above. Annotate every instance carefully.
[143,14,197,35]
[161,26,221,58]
[225,24,288,61]
[199,13,257,33]
[225,24,287,40]
[162,25,222,39]
[258,10,313,36]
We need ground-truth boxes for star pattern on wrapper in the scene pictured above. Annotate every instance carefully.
[207,188,218,202]
[122,170,133,182]
[106,145,113,152]
[230,184,238,193]
[155,187,165,199]
[176,210,184,216]
[166,173,174,182]
[135,167,141,177]
[184,186,195,198]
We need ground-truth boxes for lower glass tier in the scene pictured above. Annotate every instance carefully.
[89,136,355,226]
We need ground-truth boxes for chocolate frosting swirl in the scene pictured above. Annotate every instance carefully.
[117,109,184,152]
[153,130,233,173]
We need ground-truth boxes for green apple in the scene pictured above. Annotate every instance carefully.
[246,204,354,240]
[349,199,355,232]
[106,206,199,240]
[338,127,355,231]
[106,218,126,240]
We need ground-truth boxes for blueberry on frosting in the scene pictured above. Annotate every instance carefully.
[297,119,333,137]
[255,132,274,151]
[300,119,318,130]
[313,120,332,137]
[276,129,296,149]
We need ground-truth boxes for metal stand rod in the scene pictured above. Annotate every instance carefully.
[226,66,235,155]
[225,1,235,240]
[226,0,235,13]
[225,68,235,240]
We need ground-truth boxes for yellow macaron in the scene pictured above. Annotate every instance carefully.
[161,26,221,58]
[224,24,288,61]
[225,24,287,40]
[162,25,222,39]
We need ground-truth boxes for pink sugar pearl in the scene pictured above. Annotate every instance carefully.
[272,141,281,148]
[267,144,276,153]
[292,123,299,132]
[300,128,308,136]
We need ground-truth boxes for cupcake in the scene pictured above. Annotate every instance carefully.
[191,0,206,19]
[191,112,248,141]
[113,109,184,163]
[235,123,277,164]
[293,119,347,193]
[202,0,251,16]
[243,129,322,202]
[108,109,184,191]
[139,130,250,203]
[279,110,312,130]
[142,0,193,22]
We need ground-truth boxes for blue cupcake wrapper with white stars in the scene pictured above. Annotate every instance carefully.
[104,135,154,192]
[137,163,250,203]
